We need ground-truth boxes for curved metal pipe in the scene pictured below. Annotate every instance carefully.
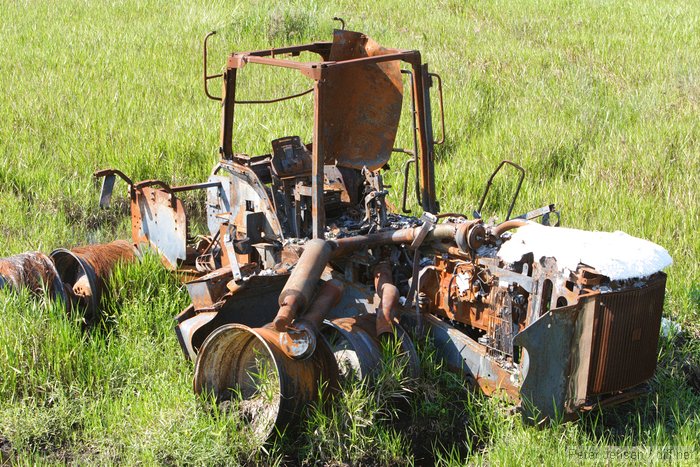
[373,262,399,336]
[51,240,137,320]
[0,252,66,302]
[299,279,345,333]
[279,279,345,359]
[273,239,335,331]
[492,219,531,237]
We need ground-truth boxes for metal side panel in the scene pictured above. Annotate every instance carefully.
[206,174,231,237]
[176,273,289,359]
[213,162,284,242]
[412,314,520,400]
[132,187,187,269]
[514,303,582,422]
[321,29,404,171]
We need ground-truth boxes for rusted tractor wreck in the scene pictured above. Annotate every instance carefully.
[1,27,672,438]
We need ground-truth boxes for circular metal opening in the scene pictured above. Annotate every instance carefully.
[194,324,281,439]
[321,316,421,382]
[49,249,99,317]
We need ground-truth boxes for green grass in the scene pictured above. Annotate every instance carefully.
[1,0,699,464]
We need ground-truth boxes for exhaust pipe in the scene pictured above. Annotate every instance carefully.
[278,279,344,359]
[373,262,399,336]
[273,239,334,331]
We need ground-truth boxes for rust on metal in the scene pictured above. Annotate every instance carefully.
[273,239,334,331]
[0,252,65,301]
[79,25,672,435]
[323,314,420,381]
[373,261,399,336]
[279,278,345,359]
[194,323,339,438]
[51,240,137,319]
[131,186,187,270]
[586,273,666,395]
[66,240,137,280]
[319,29,404,171]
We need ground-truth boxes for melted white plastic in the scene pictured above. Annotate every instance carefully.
[497,223,672,280]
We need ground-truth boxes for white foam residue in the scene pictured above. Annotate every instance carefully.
[660,317,681,338]
[497,223,672,280]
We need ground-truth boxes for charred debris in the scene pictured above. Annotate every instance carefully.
[0,27,672,438]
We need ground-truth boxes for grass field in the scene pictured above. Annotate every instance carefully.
[1,0,699,464]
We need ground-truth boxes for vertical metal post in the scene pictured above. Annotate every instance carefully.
[311,76,326,238]
[411,58,438,213]
[421,64,437,211]
[219,68,237,159]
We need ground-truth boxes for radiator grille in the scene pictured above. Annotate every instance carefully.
[587,273,666,395]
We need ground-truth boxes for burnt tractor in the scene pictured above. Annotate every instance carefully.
[2,26,671,438]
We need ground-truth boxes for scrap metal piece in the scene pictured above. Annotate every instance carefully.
[410,212,438,250]
[320,30,404,171]
[322,314,420,381]
[514,303,582,422]
[271,136,312,178]
[185,267,233,310]
[209,162,284,242]
[176,272,290,360]
[0,252,66,302]
[586,273,667,395]
[514,272,667,422]
[50,240,137,320]
[407,313,520,400]
[513,204,556,222]
[94,168,133,210]
[98,173,118,209]
[221,225,242,282]
[132,186,187,269]
[193,323,339,439]
[373,261,399,336]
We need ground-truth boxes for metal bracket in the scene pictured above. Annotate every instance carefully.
[513,204,556,222]
[223,224,242,281]
[203,31,223,101]
[410,212,437,250]
[133,180,177,210]
[94,168,134,208]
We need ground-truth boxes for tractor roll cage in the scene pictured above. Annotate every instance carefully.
[207,30,440,239]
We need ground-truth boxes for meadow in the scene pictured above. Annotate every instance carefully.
[0,0,699,464]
